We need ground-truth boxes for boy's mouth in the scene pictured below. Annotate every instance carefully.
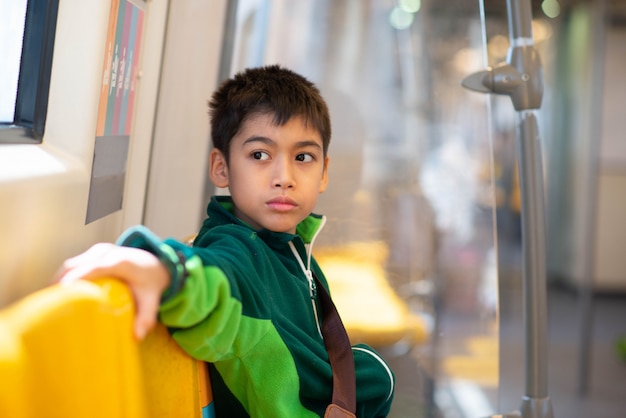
[267,196,297,211]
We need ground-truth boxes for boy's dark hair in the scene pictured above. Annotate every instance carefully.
[209,65,331,162]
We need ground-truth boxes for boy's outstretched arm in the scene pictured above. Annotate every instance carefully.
[54,242,170,340]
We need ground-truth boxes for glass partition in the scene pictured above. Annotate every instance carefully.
[230,1,504,416]
[226,1,626,417]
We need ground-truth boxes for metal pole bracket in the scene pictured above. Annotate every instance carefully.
[462,44,543,111]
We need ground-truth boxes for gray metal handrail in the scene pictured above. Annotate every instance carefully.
[462,0,555,417]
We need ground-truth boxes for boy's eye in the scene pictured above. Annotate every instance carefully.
[296,153,314,162]
[252,151,270,160]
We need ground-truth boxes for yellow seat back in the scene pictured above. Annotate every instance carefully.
[0,278,214,418]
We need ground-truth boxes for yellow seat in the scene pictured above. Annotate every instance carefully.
[315,241,430,348]
[0,278,213,418]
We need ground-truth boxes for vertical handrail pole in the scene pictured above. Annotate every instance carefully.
[517,111,549,400]
[463,0,555,416]
[505,0,549,401]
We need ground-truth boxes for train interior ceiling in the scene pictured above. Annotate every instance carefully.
[1,0,625,417]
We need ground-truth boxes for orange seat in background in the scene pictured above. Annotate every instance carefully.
[0,278,214,418]
[315,241,430,348]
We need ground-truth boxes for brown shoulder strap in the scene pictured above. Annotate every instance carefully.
[313,273,356,414]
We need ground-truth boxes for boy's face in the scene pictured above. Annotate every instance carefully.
[210,113,329,234]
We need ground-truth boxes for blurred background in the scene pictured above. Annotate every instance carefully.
[226,0,626,416]
[1,0,625,416]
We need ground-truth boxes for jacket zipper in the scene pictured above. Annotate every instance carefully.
[288,213,326,339]
[306,269,322,338]
[289,240,322,338]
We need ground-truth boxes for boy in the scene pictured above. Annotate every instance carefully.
[56,65,395,417]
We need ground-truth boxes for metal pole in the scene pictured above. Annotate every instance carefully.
[462,0,554,416]
[516,111,552,412]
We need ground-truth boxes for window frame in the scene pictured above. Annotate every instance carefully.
[0,0,59,144]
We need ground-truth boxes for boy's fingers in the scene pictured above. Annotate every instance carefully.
[57,265,104,285]
[133,289,161,340]
[52,243,118,283]
[51,243,168,340]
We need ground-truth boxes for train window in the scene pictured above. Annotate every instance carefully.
[0,0,59,144]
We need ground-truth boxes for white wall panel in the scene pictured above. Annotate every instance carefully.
[143,0,227,239]
[0,0,169,307]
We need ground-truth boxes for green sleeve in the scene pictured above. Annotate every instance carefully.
[116,225,268,363]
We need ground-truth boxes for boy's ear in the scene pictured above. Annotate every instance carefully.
[209,148,229,188]
[319,156,330,193]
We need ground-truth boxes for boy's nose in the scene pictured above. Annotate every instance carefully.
[273,159,295,189]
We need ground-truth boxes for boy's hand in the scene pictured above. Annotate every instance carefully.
[54,243,171,340]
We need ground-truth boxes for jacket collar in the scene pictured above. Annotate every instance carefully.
[207,195,326,245]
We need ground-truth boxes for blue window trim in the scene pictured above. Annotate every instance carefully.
[0,0,59,144]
